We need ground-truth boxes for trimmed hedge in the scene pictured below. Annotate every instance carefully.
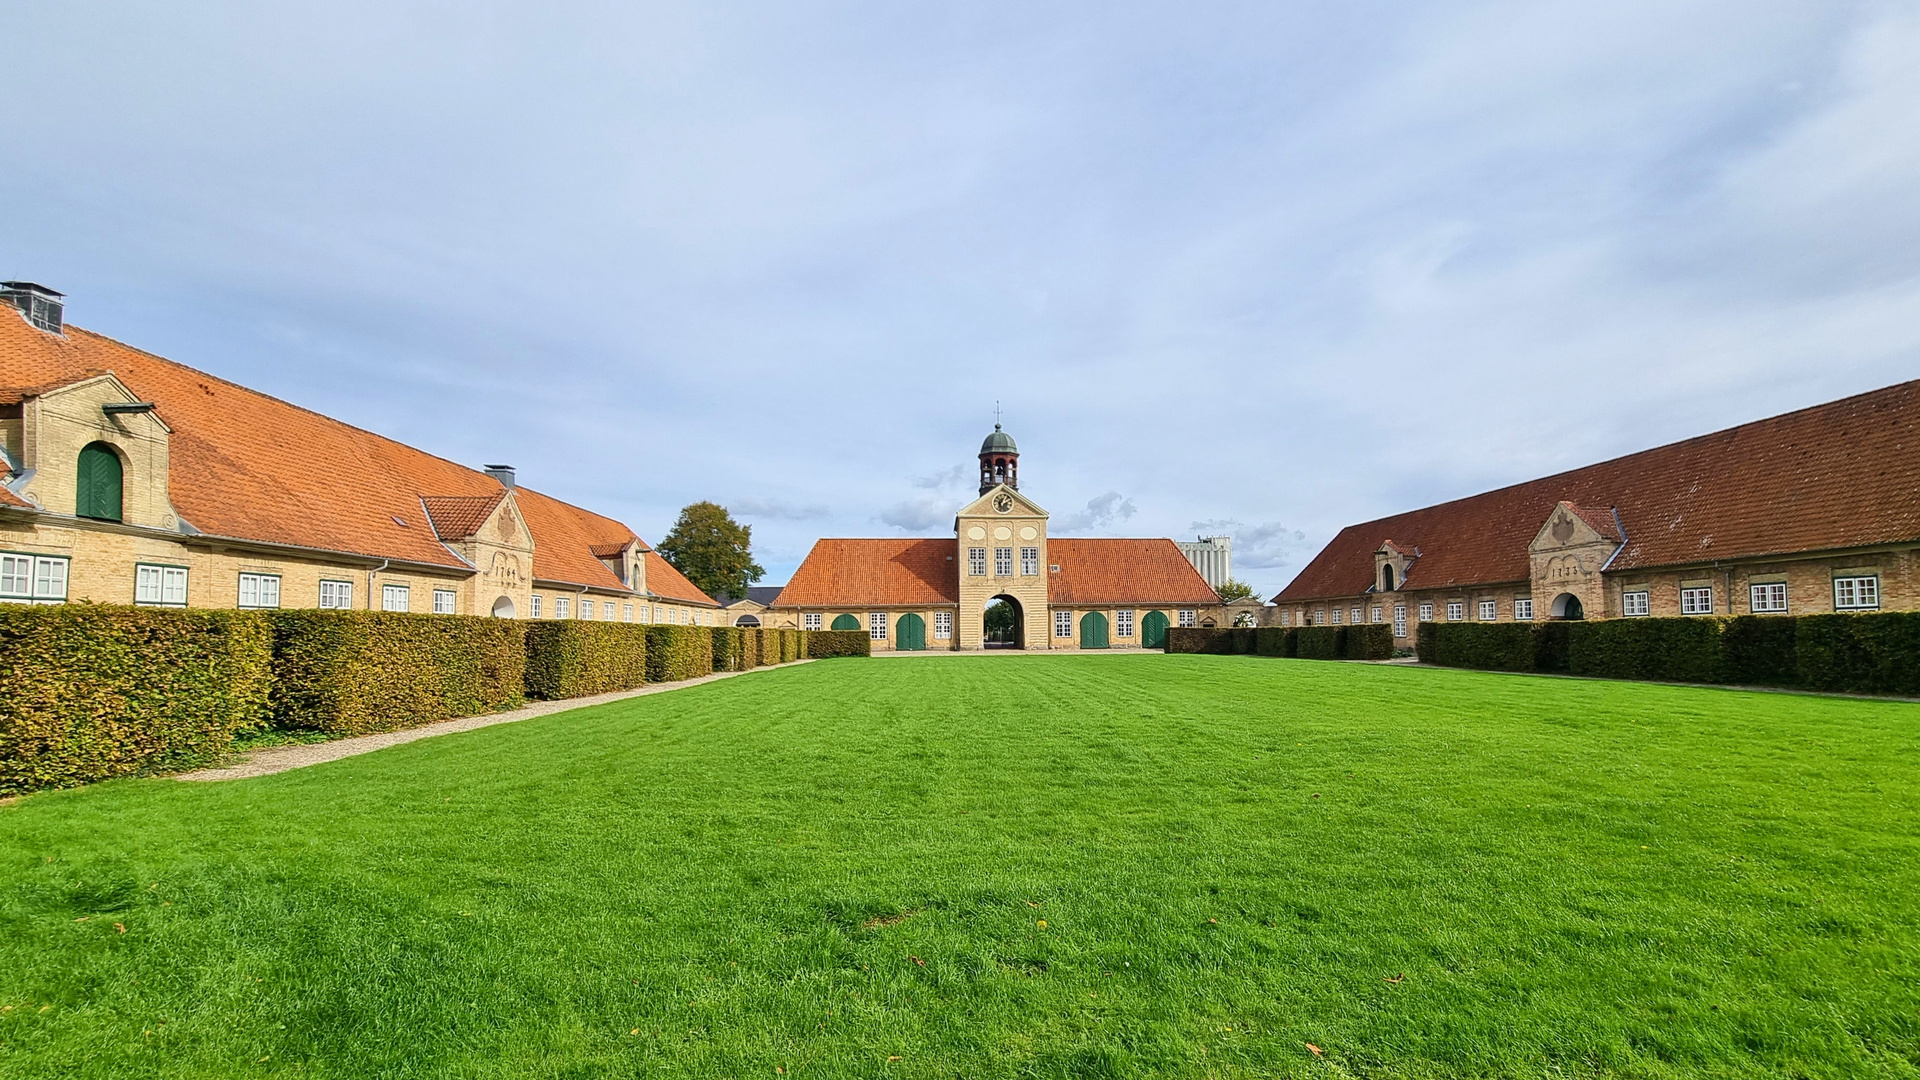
[524,622,650,699]
[1342,624,1395,661]
[710,627,748,673]
[781,629,804,663]
[1254,627,1294,657]
[1294,626,1341,660]
[1165,627,1255,654]
[645,624,714,683]
[0,604,273,793]
[269,611,525,735]
[805,630,871,658]
[1420,611,1920,696]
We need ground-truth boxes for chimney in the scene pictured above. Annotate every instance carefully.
[484,464,516,489]
[2,282,64,334]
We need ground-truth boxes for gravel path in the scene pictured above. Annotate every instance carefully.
[175,660,813,782]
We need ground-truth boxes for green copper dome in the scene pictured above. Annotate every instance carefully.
[980,424,1017,454]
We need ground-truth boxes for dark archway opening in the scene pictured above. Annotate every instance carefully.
[985,595,1023,648]
[734,614,761,627]
[1550,593,1585,620]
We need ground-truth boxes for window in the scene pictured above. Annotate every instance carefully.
[968,548,987,576]
[1834,575,1879,610]
[869,612,888,640]
[1750,582,1787,614]
[1514,597,1534,621]
[1054,610,1073,637]
[531,595,543,618]
[1623,590,1649,617]
[434,588,457,614]
[623,603,634,622]
[76,442,123,522]
[1392,604,1407,638]
[934,611,952,639]
[1329,606,1341,624]
[1349,607,1362,624]
[382,584,410,612]
[1178,609,1195,627]
[1680,586,1714,615]
[320,579,353,609]
[585,598,600,620]
[1418,601,1433,622]
[803,612,822,631]
[0,553,68,603]
[994,547,1013,576]
[1021,547,1039,575]
[554,596,570,619]
[136,564,188,607]
[1479,599,1497,621]
[1370,605,1383,624]
[1117,610,1134,637]
[238,573,281,609]
[1279,611,1290,627]
[1446,601,1463,621]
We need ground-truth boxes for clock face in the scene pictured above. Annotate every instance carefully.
[993,493,1014,513]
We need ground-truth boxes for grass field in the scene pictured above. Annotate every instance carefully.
[2,656,1917,1079]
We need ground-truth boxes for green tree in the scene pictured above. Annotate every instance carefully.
[658,502,765,601]
[984,599,1017,643]
[1215,579,1257,602]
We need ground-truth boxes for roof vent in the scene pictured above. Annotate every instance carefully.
[1,282,64,334]
[483,464,516,489]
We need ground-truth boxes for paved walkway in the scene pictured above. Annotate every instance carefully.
[175,660,812,782]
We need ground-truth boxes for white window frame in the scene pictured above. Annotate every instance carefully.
[1392,604,1407,638]
[554,596,570,619]
[934,611,952,639]
[803,612,822,631]
[1834,575,1879,611]
[1370,605,1383,624]
[530,594,543,619]
[1054,610,1073,637]
[1445,601,1463,622]
[1279,611,1290,627]
[1514,597,1534,621]
[1478,599,1497,622]
[1177,609,1195,627]
[1418,601,1433,622]
[319,579,353,610]
[869,612,888,640]
[381,583,410,612]
[433,588,457,615]
[1116,610,1134,638]
[1679,586,1713,615]
[1350,607,1362,624]
[1623,590,1650,617]
[1329,606,1342,625]
[1020,547,1039,575]
[238,572,281,610]
[1749,582,1787,614]
[994,547,1013,576]
[967,548,987,576]
[136,563,189,607]
[623,603,634,622]
[0,552,68,604]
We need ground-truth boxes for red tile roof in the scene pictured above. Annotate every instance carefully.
[0,486,29,508]
[1049,538,1221,605]
[643,551,721,607]
[1277,379,1920,602]
[421,494,506,541]
[774,539,958,607]
[0,312,659,587]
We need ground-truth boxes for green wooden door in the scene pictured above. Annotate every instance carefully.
[76,442,123,522]
[1140,610,1170,649]
[1080,611,1109,649]
[830,613,860,631]
[897,612,926,651]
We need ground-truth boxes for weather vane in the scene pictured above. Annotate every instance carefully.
[994,401,1002,427]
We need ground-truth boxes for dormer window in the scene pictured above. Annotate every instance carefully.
[1381,564,1395,591]
[2,282,64,334]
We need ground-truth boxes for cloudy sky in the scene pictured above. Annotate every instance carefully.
[5,2,1917,598]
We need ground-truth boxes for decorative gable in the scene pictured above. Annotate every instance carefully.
[956,484,1049,521]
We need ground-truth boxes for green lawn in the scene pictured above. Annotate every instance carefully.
[2,656,1917,1079]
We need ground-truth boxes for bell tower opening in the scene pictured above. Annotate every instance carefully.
[979,421,1019,494]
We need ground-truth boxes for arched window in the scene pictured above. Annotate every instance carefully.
[1381,564,1395,591]
[76,442,123,521]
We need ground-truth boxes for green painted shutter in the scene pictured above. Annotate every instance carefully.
[76,442,123,522]
[830,613,860,631]
[1080,611,1109,649]
[897,613,926,651]
[1141,610,1170,649]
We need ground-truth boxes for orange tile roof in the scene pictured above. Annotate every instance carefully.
[774,539,958,607]
[1048,538,1222,606]
[421,494,506,541]
[1277,379,1920,603]
[643,551,721,607]
[0,486,29,508]
[0,312,655,585]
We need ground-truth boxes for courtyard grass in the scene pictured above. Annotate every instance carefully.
[1,656,1917,1079]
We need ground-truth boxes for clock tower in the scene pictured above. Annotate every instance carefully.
[957,422,1049,649]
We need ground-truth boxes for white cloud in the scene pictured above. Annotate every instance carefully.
[731,497,829,521]
[1055,492,1137,533]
